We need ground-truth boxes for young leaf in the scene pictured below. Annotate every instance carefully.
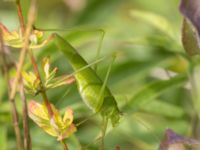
[23,57,74,95]
[42,57,74,89]
[0,23,52,49]
[22,71,41,95]
[124,75,187,113]
[28,100,76,141]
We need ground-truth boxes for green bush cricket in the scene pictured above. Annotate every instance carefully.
[53,33,121,124]
[30,26,122,148]
[51,32,121,149]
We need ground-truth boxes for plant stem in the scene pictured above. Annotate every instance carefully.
[4,1,36,149]
[15,0,54,119]
[27,31,70,150]
[16,0,25,34]
[27,29,71,150]
[0,28,23,150]
[14,1,69,149]
[188,68,200,141]
[61,140,69,150]
[19,83,31,150]
[27,48,54,117]
[10,0,37,103]
[16,0,54,132]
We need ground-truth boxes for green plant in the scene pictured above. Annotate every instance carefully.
[2,0,200,150]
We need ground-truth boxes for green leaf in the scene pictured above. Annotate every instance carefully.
[67,135,82,150]
[0,102,10,113]
[124,75,187,113]
[0,76,6,103]
[130,10,174,37]
[141,100,184,118]
[0,125,7,150]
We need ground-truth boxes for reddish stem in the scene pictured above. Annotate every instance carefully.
[16,0,26,34]
[27,48,54,118]
[61,140,69,150]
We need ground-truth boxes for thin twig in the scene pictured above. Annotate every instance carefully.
[27,26,69,150]
[10,0,37,104]
[16,1,32,149]
[61,140,69,150]
[27,48,54,117]
[16,0,26,34]
[0,27,23,150]
[22,1,67,149]
[19,82,31,150]
[27,48,69,150]
[14,1,69,149]
[12,0,63,149]
[16,0,54,117]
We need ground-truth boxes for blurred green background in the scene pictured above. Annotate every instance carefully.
[0,0,197,149]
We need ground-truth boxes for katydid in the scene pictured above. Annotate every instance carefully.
[53,33,121,127]
[50,32,121,149]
